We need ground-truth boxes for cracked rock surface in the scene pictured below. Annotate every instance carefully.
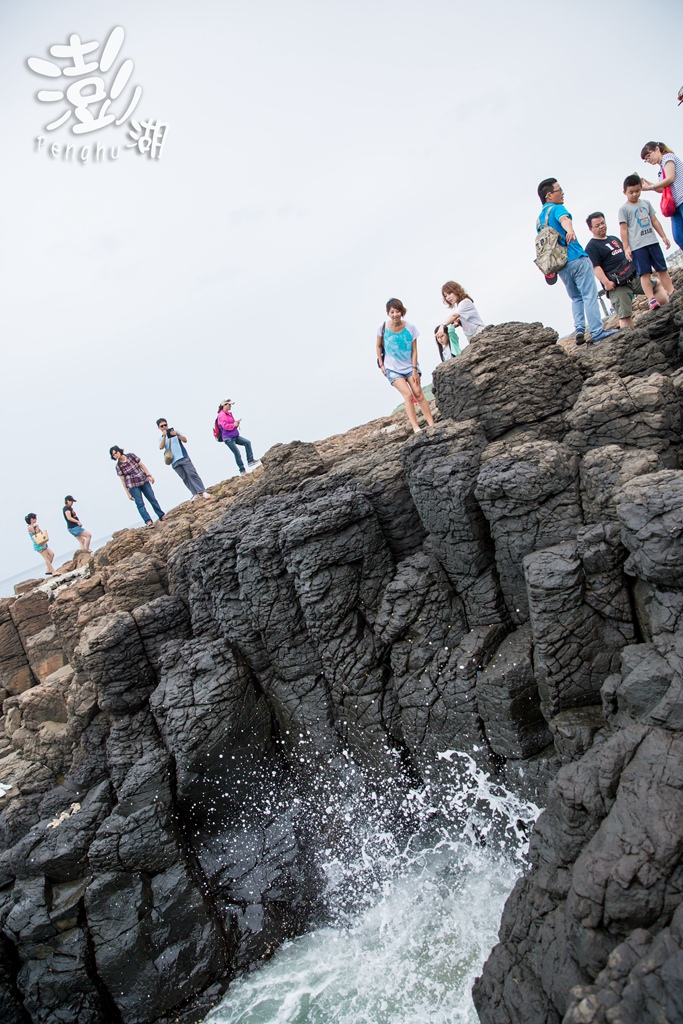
[1,294,683,1024]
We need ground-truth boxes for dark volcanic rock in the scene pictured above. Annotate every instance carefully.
[475,440,582,624]
[616,469,683,588]
[564,371,681,467]
[432,321,583,440]
[2,317,682,1024]
[401,420,508,626]
[476,624,551,760]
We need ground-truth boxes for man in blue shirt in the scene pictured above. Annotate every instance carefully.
[536,178,617,345]
[156,418,210,501]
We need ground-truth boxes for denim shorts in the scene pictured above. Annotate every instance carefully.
[632,243,667,275]
[385,367,421,385]
[67,525,84,537]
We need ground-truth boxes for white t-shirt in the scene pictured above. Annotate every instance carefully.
[661,153,683,209]
[455,298,485,338]
[377,321,419,374]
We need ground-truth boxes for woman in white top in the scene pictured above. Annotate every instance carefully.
[640,141,683,252]
[439,281,485,342]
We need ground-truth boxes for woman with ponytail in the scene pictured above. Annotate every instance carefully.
[640,141,683,251]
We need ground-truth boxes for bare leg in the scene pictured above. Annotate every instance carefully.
[392,378,420,431]
[640,275,655,301]
[657,270,674,297]
[619,316,634,329]
[652,279,669,306]
[41,547,57,575]
[78,531,92,551]
[407,376,435,427]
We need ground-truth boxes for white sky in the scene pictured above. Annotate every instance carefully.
[1,0,682,582]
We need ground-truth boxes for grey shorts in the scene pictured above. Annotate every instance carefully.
[610,276,656,319]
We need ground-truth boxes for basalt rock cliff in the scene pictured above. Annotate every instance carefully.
[1,289,682,1024]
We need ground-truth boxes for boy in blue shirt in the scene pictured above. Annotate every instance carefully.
[536,178,617,345]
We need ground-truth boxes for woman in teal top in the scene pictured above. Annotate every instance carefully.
[376,298,434,433]
[25,513,58,576]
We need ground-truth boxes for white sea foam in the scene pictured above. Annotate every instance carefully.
[205,752,540,1024]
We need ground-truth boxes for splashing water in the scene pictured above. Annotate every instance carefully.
[204,751,540,1024]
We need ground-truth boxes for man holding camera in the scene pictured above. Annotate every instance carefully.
[585,211,669,329]
[156,418,210,501]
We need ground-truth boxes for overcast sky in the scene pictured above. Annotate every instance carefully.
[1,0,682,584]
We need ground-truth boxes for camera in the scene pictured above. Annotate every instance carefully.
[166,428,176,436]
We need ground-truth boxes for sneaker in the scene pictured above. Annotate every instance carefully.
[575,331,586,345]
[239,470,247,476]
[190,494,198,502]
[592,328,619,343]
[649,299,661,310]
[201,491,210,498]
[247,459,260,468]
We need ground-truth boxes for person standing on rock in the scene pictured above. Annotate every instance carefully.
[585,212,669,329]
[109,446,166,526]
[619,174,675,310]
[536,178,618,345]
[156,418,210,501]
[376,298,435,433]
[639,141,683,252]
[62,496,92,551]
[25,513,58,576]
[440,281,485,343]
[216,400,260,476]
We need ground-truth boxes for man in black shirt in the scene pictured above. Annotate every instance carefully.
[585,212,669,328]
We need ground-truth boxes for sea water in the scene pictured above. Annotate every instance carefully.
[204,751,540,1024]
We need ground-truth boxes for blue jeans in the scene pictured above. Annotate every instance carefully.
[670,207,683,251]
[558,255,602,337]
[129,481,165,524]
[224,435,254,472]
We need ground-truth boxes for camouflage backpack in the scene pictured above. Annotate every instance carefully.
[535,204,568,275]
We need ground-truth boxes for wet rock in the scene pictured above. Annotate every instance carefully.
[477,624,551,759]
[5,781,112,881]
[150,636,273,808]
[16,926,108,1024]
[85,864,224,1024]
[549,706,606,763]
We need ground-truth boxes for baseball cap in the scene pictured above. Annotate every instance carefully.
[221,398,233,405]
[64,495,76,502]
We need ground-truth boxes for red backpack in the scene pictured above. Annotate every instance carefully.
[213,418,222,442]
